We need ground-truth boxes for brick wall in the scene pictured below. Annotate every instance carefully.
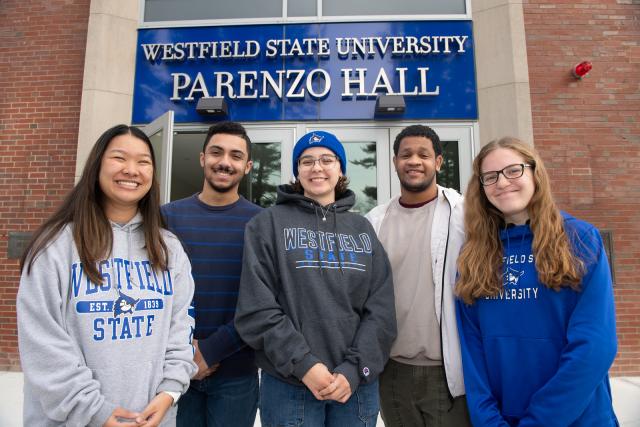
[523,0,640,375]
[0,0,90,370]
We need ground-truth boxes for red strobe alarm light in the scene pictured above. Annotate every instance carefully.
[572,61,592,79]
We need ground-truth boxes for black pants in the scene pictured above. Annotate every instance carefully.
[379,360,471,427]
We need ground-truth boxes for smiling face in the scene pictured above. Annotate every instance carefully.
[200,133,252,196]
[481,147,535,225]
[99,133,154,222]
[393,135,443,201]
[298,146,342,206]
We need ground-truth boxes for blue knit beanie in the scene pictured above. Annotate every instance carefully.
[292,131,347,177]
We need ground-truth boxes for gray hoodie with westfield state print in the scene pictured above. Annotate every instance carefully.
[235,185,397,392]
[17,213,197,427]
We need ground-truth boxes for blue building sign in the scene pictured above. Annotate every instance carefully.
[133,21,477,123]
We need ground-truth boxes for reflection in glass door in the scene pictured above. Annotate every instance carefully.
[342,141,378,213]
[242,127,294,207]
[238,143,281,207]
[438,140,460,191]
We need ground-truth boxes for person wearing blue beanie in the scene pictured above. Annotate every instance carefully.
[235,129,397,426]
[292,131,347,178]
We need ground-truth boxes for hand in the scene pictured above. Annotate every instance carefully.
[102,407,142,427]
[301,363,334,400]
[319,373,352,403]
[192,339,220,380]
[135,392,174,427]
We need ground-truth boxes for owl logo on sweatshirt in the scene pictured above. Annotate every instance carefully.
[113,290,140,317]
[503,267,524,287]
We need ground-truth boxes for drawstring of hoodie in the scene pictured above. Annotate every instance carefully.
[312,203,325,277]
[311,202,343,275]
[110,219,141,297]
[109,222,133,301]
[332,206,343,275]
[502,221,530,279]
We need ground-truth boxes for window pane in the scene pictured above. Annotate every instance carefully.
[437,140,460,192]
[144,0,282,22]
[239,143,281,208]
[344,141,377,214]
[288,0,317,17]
[323,0,465,16]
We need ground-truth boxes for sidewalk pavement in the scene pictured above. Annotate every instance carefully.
[1,372,638,426]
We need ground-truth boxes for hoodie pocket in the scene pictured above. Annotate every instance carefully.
[300,315,360,367]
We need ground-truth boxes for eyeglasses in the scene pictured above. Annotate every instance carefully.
[479,163,533,186]
[298,154,338,171]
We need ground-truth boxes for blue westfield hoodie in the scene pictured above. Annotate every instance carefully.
[456,212,618,427]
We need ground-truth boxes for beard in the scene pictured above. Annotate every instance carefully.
[399,170,437,193]
[204,165,243,193]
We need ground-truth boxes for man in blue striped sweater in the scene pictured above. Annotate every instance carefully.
[162,122,262,427]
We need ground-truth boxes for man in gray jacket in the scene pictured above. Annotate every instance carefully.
[366,125,470,427]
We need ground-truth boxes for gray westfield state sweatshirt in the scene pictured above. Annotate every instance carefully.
[235,185,397,392]
[17,213,197,427]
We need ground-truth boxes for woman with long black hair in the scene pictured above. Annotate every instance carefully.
[18,125,196,427]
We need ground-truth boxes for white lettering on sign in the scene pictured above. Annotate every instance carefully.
[170,69,332,101]
[147,34,469,102]
[142,40,261,61]
[341,67,439,97]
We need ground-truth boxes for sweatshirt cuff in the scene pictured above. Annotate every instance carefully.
[334,361,361,393]
[198,334,223,366]
[88,400,118,427]
[163,391,181,405]
[292,353,322,381]
[157,378,187,395]
[198,327,243,366]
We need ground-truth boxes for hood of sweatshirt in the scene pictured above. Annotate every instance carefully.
[276,184,355,211]
[110,212,144,262]
[111,211,144,233]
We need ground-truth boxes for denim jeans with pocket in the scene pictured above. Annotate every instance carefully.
[259,371,379,427]
[176,372,259,427]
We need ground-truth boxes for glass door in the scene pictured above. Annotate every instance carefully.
[143,110,174,204]
[149,119,474,209]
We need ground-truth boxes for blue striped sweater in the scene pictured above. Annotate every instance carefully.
[162,194,262,378]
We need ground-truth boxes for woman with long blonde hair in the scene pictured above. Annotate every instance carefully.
[456,137,618,426]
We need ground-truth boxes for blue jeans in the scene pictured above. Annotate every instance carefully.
[259,371,379,427]
[176,372,259,427]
